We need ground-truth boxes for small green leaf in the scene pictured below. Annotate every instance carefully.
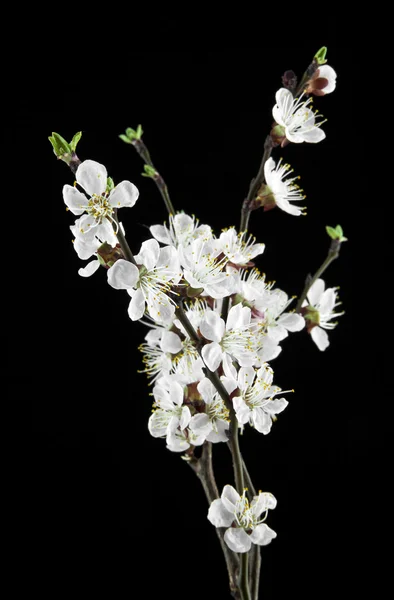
[107,177,115,192]
[326,226,337,240]
[126,127,137,138]
[142,164,157,178]
[119,134,132,144]
[70,131,82,152]
[136,124,143,138]
[336,224,343,237]
[187,286,204,298]
[314,46,328,65]
[49,132,71,156]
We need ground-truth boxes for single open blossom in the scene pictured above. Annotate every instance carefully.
[107,239,181,323]
[179,239,236,299]
[218,228,265,265]
[305,65,337,96]
[148,379,191,443]
[272,88,326,144]
[262,158,307,216]
[258,289,305,342]
[232,364,290,434]
[150,213,212,248]
[188,377,234,443]
[208,485,277,553]
[200,303,258,372]
[63,160,139,246]
[302,278,344,351]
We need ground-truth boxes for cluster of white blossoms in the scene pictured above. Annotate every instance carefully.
[60,62,343,554]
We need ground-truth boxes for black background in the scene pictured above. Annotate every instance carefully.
[17,46,384,598]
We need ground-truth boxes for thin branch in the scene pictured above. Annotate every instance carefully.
[240,136,273,233]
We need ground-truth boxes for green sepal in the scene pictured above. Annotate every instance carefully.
[142,164,157,178]
[106,177,115,192]
[186,286,204,298]
[49,132,71,157]
[70,131,82,152]
[314,47,328,65]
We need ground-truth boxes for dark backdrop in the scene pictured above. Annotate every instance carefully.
[17,47,381,598]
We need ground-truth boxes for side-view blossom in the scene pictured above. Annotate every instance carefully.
[188,377,234,443]
[208,485,277,553]
[217,228,265,265]
[148,379,191,443]
[107,239,181,323]
[63,160,139,246]
[150,213,212,248]
[302,278,344,351]
[305,65,337,96]
[231,363,290,434]
[272,88,326,144]
[261,158,307,216]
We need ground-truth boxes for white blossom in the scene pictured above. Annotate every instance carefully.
[200,303,258,372]
[218,228,265,264]
[148,379,191,445]
[63,160,139,246]
[208,485,277,553]
[179,239,236,299]
[107,239,181,323]
[232,364,290,434]
[302,278,344,351]
[188,377,235,443]
[150,213,212,248]
[272,88,326,144]
[305,65,337,96]
[263,158,307,216]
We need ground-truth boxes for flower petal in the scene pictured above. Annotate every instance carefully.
[224,528,252,553]
[160,331,183,354]
[109,180,139,208]
[318,288,336,316]
[170,381,185,407]
[107,259,139,290]
[317,65,337,94]
[189,413,211,437]
[311,326,329,351]
[78,259,100,277]
[76,160,107,196]
[249,524,277,546]
[197,378,216,404]
[134,239,160,270]
[301,127,326,143]
[251,492,277,517]
[251,408,272,434]
[200,311,225,343]
[63,185,87,215]
[127,288,146,321]
[277,313,305,332]
[221,484,240,512]
[202,342,223,372]
[264,398,289,415]
[207,499,234,528]
[307,278,325,306]
[150,224,172,245]
[237,367,256,392]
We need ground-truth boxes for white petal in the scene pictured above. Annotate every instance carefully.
[107,259,139,290]
[97,219,117,246]
[277,313,305,332]
[72,234,100,260]
[307,278,325,306]
[200,311,225,343]
[109,180,139,208]
[179,405,192,430]
[233,396,251,425]
[160,331,183,354]
[301,127,326,143]
[249,524,277,546]
[317,65,337,94]
[128,288,146,321]
[189,413,211,436]
[311,326,330,351]
[207,499,234,528]
[237,367,256,391]
[318,288,336,315]
[264,157,276,183]
[63,185,87,215]
[135,239,160,270]
[170,381,185,407]
[150,224,172,245]
[222,353,238,380]
[264,398,288,415]
[78,259,100,277]
[148,411,170,438]
[224,528,252,553]
[76,160,107,196]
[206,419,230,443]
[221,485,240,513]
[202,342,223,372]
[197,378,216,404]
[147,294,175,324]
[220,376,238,396]
[226,303,250,330]
[251,408,272,434]
[251,492,277,517]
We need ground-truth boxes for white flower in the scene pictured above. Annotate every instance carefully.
[188,377,234,443]
[305,65,337,96]
[107,239,181,323]
[302,278,344,351]
[272,88,326,144]
[218,228,265,264]
[150,213,212,248]
[179,239,236,299]
[148,379,191,444]
[208,485,277,553]
[200,303,258,372]
[232,364,290,434]
[263,158,307,216]
[63,160,139,245]
[258,289,305,343]
[166,418,206,452]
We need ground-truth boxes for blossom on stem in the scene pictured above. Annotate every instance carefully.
[107,239,181,323]
[63,160,139,245]
[305,65,337,96]
[260,158,307,216]
[232,363,290,434]
[272,88,326,144]
[217,228,265,265]
[148,379,191,446]
[208,485,277,553]
[302,278,344,351]
[150,213,212,248]
[188,377,235,443]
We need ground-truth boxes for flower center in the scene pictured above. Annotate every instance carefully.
[87,194,113,222]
